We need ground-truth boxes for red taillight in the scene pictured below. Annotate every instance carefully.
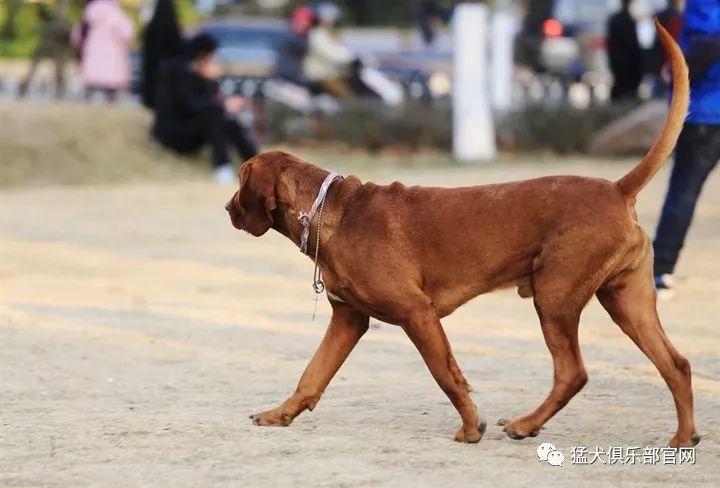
[543,19,564,38]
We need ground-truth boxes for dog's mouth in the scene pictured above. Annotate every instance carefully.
[226,193,245,231]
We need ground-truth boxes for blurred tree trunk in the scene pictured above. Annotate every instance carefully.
[1,0,23,41]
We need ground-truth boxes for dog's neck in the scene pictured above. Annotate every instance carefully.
[272,165,361,257]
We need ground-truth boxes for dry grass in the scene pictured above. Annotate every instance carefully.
[1,101,622,189]
[0,101,462,188]
[0,101,206,187]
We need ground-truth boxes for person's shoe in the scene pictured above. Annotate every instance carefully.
[654,274,675,300]
[214,163,236,185]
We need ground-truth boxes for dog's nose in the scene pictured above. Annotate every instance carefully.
[225,200,232,212]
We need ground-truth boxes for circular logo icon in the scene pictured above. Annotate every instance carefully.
[537,442,556,461]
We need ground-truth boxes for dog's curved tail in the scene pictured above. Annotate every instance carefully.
[616,20,689,200]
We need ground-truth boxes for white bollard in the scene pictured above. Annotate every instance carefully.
[453,3,496,163]
[491,9,517,112]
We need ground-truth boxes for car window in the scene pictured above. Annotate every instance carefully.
[198,26,285,63]
[201,27,282,50]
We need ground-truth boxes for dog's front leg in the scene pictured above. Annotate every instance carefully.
[402,304,485,443]
[250,302,369,427]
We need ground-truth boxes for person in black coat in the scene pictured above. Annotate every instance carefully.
[141,0,185,109]
[607,0,645,102]
[152,34,259,184]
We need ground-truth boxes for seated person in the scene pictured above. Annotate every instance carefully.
[152,34,258,184]
[303,3,356,98]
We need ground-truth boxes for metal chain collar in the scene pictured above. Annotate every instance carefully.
[297,172,343,319]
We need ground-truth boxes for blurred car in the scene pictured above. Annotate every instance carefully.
[516,0,665,80]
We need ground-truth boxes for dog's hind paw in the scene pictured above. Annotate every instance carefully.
[454,419,487,444]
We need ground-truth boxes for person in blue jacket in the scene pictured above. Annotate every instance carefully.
[653,0,720,294]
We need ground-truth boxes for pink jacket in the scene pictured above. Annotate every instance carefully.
[73,0,135,89]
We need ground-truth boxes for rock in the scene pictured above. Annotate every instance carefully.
[588,101,668,155]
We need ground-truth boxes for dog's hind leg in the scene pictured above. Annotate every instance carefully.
[597,254,699,448]
[250,302,369,427]
[501,265,593,440]
[402,300,485,443]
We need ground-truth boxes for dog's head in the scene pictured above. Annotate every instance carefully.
[226,159,277,237]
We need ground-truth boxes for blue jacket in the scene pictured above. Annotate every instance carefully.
[683,0,720,125]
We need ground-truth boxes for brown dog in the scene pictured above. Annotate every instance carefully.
[226,24,699,448]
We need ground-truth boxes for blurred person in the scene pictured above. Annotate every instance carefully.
[607,0,645,102]
[653,0,720,294]
[18,0,73,99]
[152,34,259,184]
[274,6,315,87]
[649,0,684,96]
[141,0,186,109]
[418,0,444,47]
[72,0,135,102]
[304,3,356,98]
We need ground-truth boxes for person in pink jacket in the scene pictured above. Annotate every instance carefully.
[72,0,135,102]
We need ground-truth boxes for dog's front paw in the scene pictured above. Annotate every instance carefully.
[498,417,541,440]
[249,408,294,427]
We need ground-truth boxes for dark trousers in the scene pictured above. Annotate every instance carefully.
[653,124,720,275]
[156,106,258,168]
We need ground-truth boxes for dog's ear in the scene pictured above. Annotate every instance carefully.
[237,162,277,236]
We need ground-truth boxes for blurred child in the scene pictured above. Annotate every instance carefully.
[304,3,356,97]
[72,0,135,102]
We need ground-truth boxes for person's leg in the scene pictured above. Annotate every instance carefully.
[653,124,720,276]
[199,106,233,169]
[104,89,118,103]
[84,86,95,103]
[197,106,241,183]
[322,78,353,98]
[19,52,42,98]
[224,117,259,162]
[53,50,67,100]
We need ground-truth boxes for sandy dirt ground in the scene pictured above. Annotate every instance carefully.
[1,159,718,487]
